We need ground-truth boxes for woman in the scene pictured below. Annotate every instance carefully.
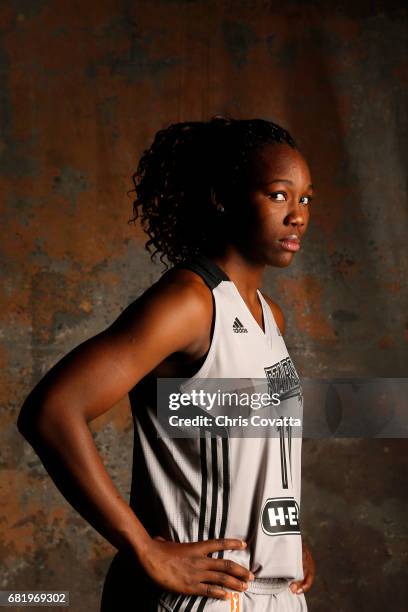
[18,116,315,611]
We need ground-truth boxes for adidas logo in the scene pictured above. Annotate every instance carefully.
[233,317,248,333]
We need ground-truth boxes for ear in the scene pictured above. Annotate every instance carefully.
[210,187,225,213]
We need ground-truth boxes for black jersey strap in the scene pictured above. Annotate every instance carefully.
[172,253,230,290]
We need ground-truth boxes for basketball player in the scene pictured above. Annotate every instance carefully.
[17,117,316,611]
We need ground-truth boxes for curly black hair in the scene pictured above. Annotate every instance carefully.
[128,115,298,271]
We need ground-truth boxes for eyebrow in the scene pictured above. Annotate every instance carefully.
[263,179,314,190]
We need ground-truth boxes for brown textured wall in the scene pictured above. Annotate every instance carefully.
[1,1,407,610]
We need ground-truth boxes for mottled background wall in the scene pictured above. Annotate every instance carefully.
[1,0,407,610]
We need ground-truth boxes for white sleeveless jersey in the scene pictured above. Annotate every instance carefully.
[128,254,305,611]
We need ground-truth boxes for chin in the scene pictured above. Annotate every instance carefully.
[266,253,295,268]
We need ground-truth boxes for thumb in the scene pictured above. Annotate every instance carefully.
[289,580,303,594]
[153,535,166,542]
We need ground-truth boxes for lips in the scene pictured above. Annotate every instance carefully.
[278,235,301,252]
[279,234,300,243]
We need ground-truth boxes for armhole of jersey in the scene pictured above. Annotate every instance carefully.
[179,286,220,389]
[260,291,281,338]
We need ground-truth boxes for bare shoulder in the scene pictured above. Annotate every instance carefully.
[156,266,211,296]
[121,263,210,307]
[260,292,286,336]
[146,266,213,320]
[128,265,215,361]
[114,269,213,352]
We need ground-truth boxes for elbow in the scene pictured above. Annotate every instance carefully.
[18,383,85,447]
[17,387,57,444]
[17,398,43,443]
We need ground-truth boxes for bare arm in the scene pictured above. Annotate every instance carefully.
[17,277,212,556]
[17,275,253,599]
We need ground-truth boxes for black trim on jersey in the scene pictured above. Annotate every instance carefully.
[287,422,292,484]
[216,437,230,559]
[198,435,208,541]
[174,435,210,612]
[196,597,208,611]
[175,435,209,612]
[172,253,230,290]
[173,594,183,611]
[171,594,182,610]
[208,438,219,539]
[183,594,196,611]
[279,421,288,489]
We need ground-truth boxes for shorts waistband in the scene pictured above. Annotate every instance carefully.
[246,577,290,595]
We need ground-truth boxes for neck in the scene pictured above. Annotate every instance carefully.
[204,246,266,301]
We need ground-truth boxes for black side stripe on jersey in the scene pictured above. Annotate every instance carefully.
[179,435,230,612]
[172,595,182,610]
[184,439,219,611]
[287,422,292,484]
[196,595,208,611]
[279,421,288,489]
[174,435,209,612]
[198,435,208,540]
[182,596,195,611]
[216,437,230,559]
[208,437,219,539]
[174,435,211,612]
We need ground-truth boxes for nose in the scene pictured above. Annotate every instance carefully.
[285,206,306,229]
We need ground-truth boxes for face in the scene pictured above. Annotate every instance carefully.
[229,142,313,267]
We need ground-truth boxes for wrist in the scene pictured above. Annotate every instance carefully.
[117,524,152,561]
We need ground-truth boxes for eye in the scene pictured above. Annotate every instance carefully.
[268,192,313,206]
[268,191,287,201]
[300,195,313,206]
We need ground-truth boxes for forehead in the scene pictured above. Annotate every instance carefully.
[245,142,311,187]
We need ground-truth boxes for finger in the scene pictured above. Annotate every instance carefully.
[200,538,247,554]
[194,582,230,601]
[199,557,254,582]
[153,536,166,542]
[289,580,303,594]
[199,571,249,593]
